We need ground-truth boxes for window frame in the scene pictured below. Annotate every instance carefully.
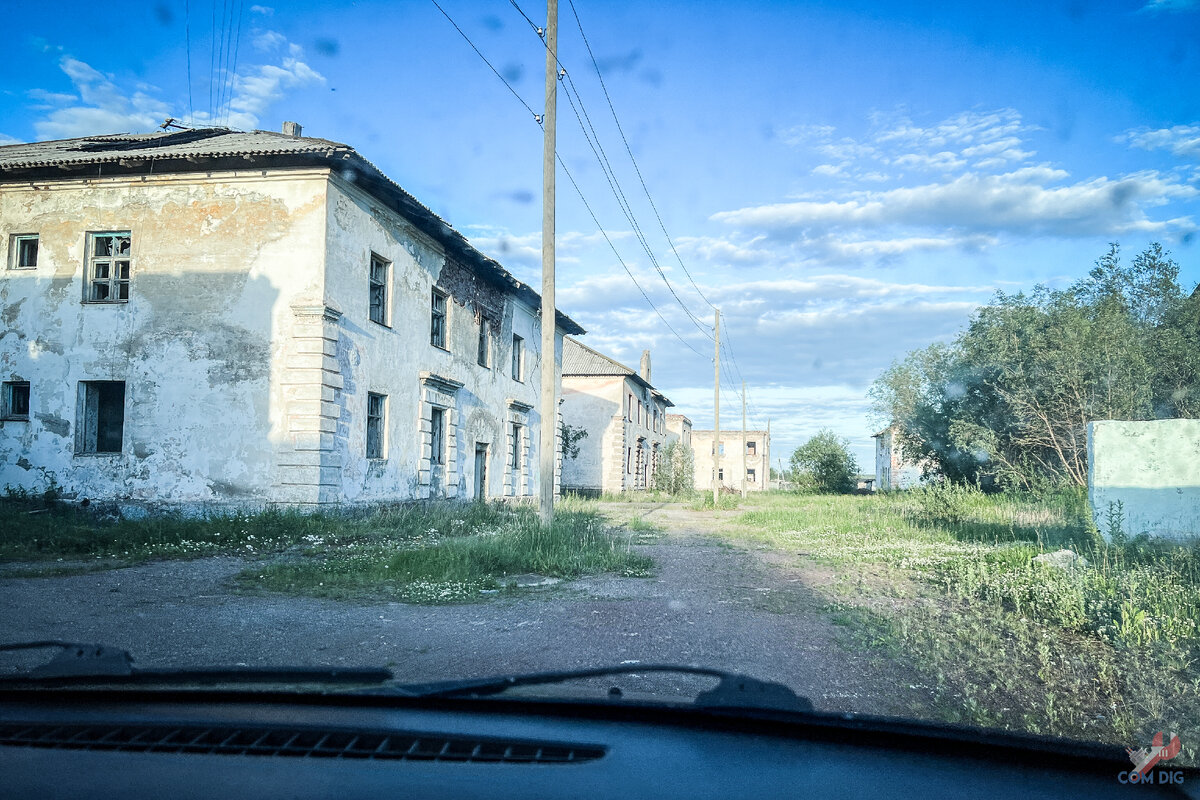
[430,407,446,466]
[8,234,38,270]
[430,289,448,349]
[366,392,387,459]
[368,253,390,328]
[510,422,523,481]
[511,334,524,382]
[84,231,132,304]
[75,380,125,455]
[477,323,490,368]
[747,440,757,456]
[1,380,30,420]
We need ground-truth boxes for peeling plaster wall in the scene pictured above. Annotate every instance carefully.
[320,176,558,504]
[0,170,329,506]
[1088,419,1200,541]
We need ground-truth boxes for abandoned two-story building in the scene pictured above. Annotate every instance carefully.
[691,428,771,493]
[0,125,584,509]
[559,338,675,495]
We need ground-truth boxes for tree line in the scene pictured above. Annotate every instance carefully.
[871,243,1200,490]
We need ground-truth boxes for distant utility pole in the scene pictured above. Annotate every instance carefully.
[538,0,558,528]
[713,308,720,506]
[741,380,747,499]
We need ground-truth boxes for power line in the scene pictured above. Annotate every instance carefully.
[429,0,709,360]
[557,154,707,359]
[225,0,245,124]
[566,0,716,313]
[208,0,217,118]
[508,0,714,341]
[428,0,542,122]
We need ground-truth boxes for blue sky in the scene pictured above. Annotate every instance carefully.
[2,0,1198,467]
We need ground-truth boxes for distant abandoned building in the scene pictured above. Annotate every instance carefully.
[0,125,583,509]
[872,425,923,490]
[559,339,675,495]
[691,429,771,493]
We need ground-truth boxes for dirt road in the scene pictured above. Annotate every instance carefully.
[0,503,914,713]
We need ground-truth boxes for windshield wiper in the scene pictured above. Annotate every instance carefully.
[379,663,814,713]
[0,641,393,686]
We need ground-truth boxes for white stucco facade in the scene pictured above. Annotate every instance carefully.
[0,134,577,510]
[873,426,923,491]
[560,340,673,495]
[690,429,771,493]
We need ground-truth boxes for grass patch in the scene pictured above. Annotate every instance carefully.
[236,499,653,603]
[727,487,1200,761]
[687,493,742,511]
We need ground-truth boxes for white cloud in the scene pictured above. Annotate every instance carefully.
[252,30,287,52]
[1122,124,1200,160]
[250,5,274,15]
[712,166,1197,239]
[27,39,323,140]
[1138,0,1198,13]
[0,134,23,146]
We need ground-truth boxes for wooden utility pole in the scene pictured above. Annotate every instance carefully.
[538,0,558,527]
[741,380,747,498]
[766,418,771,492]
[713,308,720,505]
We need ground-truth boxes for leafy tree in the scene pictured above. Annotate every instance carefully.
[871,242,1197,490]
[790,430,859,494]
[560,423,589,460]
[651,441,695,495]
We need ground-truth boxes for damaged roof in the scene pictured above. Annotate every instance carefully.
[562,337,674,407]
[0,127,585,335]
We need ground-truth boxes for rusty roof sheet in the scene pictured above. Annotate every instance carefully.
[0,128,584,335]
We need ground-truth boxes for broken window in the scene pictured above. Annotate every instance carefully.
[369,254,389,326]
[477,323,489,368]
[430,407,445,466]
[77,381,125,454]
[9,234,38,269]
[366,392,386,459]
[86,232,131,302]
[747,440,757,456]
[747,468,756,483]
[2,381,30,419]
[718,468,724,481]
[511,335,524,381]
[430,289,448,348]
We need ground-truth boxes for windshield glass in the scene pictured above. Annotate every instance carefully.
[1,0,1198,770]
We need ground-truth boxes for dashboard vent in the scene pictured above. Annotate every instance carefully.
[0,723,604,764]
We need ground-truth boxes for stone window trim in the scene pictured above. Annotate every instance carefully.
[418,372,463,498]
[368,253,390,328]
[83,231,132,304]
[505,399,533,497]
[2,380,30,420]
[8,234,38,270]
[430,288,449,350]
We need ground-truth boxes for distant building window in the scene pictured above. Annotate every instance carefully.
[369,254,390,326]
[77,381,125,454]
[9,235,38,270]
[747,468,756,483]
[86,232,131,302]
[718,468,724,481]
[2,381,30,420]
[366,392,386,459]
[477,323,490,368]
[431,289,448,348]
[511,335,524,381]
[747,440,757,456]
[430,407,445,466]
[627,446,633,473]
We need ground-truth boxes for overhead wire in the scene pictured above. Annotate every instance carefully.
[429,0,709,359]
[509,0,714,341]
[185,0,194,122]
[225,0,245,125]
